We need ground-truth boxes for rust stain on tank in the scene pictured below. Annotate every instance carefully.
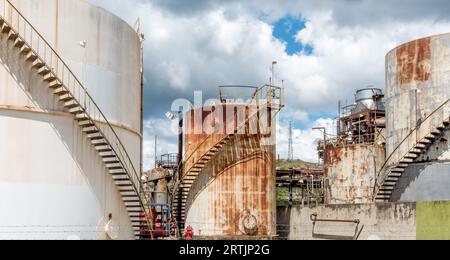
[185,104,275,238]
[397,37,431,85]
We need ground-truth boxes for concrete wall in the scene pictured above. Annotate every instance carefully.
[277,201,450,240]
[0,0,141,239]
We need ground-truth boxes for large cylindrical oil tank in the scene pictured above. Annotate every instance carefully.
[0,0,141,239]
[183,103,277,238]
[386,33,450,202]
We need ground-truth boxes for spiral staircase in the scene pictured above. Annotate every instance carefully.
[374,99,450,202]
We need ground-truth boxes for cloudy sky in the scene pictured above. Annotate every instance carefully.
[88,0,450,170]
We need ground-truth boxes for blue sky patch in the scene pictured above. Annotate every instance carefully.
[272,16,313,55]
[287,111,337,131]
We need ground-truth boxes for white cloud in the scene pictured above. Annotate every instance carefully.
[277,118,336,162]
[87,0,450,168]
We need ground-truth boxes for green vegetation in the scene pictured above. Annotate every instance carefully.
[277,159,317,170]
[276,187,303,206]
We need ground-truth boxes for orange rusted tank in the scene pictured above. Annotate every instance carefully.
[182,103,277,239]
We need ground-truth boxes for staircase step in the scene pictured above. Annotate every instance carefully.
[68,107,84,115]
[396,164,409,168]
[65,102,80,111]
[20,46,31,55]
[419,139,432,144]
[60,94,74,102]
[410,148,423,154]
[425,134,437,140]
[122,194,139,198]
[127,210,143,214]
[106,160,121,166]
[89,134,104,141]
[382,182,397,187]
[431,130,441,136]
[399,158,414,164]
[26,53,38,62]
[32,61,45,70]
[405,153,419,159]
[386,177,400,182]
[38,67,51,75]
[117,185,134,192]
[416,143,427,149]
[14,38,25,48]
[54,87,69,96]
[93,141,109,147]
[43,73,57,82]
[104,157,120,163]
[115,178,130,182]
[75,113,89,121]
[101,154,117,159]
[7,31,19,41]
[79,120,95,127]
[48,80,62,89]
[1,24,11,33]
[98,147,113,153]
[388,172,401,178]
[83,126,98,132]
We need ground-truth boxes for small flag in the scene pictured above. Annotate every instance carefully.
[165,111,176,120]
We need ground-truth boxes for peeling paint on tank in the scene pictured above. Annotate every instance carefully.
[396,37,431,85]
[184,104,276,238]
[324,144,385,204]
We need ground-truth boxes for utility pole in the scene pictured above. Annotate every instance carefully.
[288,121,294,161]
[154,136,158,168]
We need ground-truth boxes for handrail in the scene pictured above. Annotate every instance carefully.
[0,0,152,231]
[374,98,450,195]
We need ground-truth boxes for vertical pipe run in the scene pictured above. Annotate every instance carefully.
[177,111,184,229]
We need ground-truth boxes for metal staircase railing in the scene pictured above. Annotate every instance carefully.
[374,98,450,201]
[0,0,152,239]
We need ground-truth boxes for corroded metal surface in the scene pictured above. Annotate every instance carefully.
[396,37,431,85]
[386,34,450,157]
[324,144,385,204]
[183,104,276,238]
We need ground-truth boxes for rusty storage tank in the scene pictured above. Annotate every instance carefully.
[324,88,386,204]
[143,168,170,204]
[0,0,142,239]
[180,99,278,239]
[385,33,450,202]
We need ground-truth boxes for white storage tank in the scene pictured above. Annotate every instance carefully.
[0,0,142,239]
